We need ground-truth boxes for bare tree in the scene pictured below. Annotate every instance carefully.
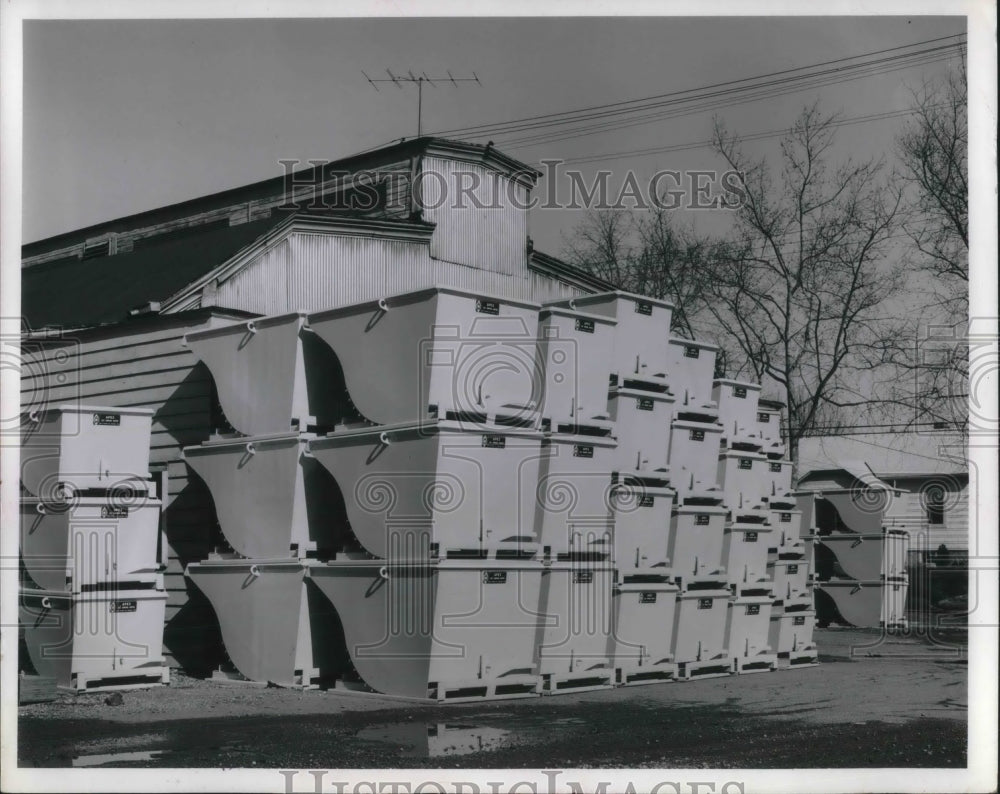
[562,208,709,338]
[705,103,906,465]
[896,62,968,313]
[888,64,970,434]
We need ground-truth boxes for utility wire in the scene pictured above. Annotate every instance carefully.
[429,33,965,138]
[493,45,964,149]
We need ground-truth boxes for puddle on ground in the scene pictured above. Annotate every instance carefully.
[357,723,515,757]
[72,749,166,767]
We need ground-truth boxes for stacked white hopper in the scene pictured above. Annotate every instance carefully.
[18,405,169,691]
[540,292,678,688]
[178,284,823,699]
[805,486,910,630]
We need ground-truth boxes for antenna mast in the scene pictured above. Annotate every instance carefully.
[362,70,481,137]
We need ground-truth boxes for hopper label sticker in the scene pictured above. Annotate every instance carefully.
[793,616,806,625]
[781,512,792,522]
[574,318,595,334]
[573,444,594,458]
[744,531,759,542]
[573,570,594,584]
[639,592,657,603]
[482,570,507,584]
[695,514,710,526]
[739,457,753,469]
[689,429,705,441]
[698,598,713,609]
[638,495,655,508]
[110,600,137,613]
[734,386,748,398]
[93,412,121,426]
[482,434,506,448]
[745,604,760,615]
[787,565,799,574]
[637,397,655,411]
[634,301,653,316]
[101,506,129,518]
[770,462,783,472]
[475,299,500,315]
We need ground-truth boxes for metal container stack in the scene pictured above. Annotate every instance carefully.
[18,405,169,691]
[180,285,822,700]
[807,488,910,631]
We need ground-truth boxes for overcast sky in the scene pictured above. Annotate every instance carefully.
[22,14,967,256]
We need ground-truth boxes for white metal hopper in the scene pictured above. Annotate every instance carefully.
[307,287,543,427]
[20,405,153,497]
[607,386,674,475]
[667,337,720,409]
[722,515,775,590]
[725,593,777,674]
[185,558,337,688]
[769,598,819,667]
[308,420,544,559]
[609,576,679,684]
[668,503,729,580]
[668,417,724,496]
[534,428,617,558]
[671,586,732,679]
[815,528,909,581]
[536,560,615,693]
[609,478,674,570]
[182,432,343,559]
[20,496,162,591]
[183,311,347,435]
[19,586,168,691]
[547,292,674,386]
[307,559,544,701]
[536,305,616,426]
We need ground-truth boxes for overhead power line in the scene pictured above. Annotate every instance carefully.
[491,44,964,150]
[427,33,965,142]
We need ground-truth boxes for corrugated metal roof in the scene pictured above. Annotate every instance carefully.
[797,433,967,479]
[22,215,286,330]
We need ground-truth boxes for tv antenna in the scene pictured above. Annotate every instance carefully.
[362,70,481,137]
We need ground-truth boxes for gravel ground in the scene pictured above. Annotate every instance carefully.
[17,627,968,769]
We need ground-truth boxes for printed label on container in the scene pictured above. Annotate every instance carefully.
[475,299,500,315]
[745,604,760,615]
[638,495,655,508]
[110,600,137,613]
[695,514,710,526]
[482,570,507,584]
[482,434,506,448]
[93,412,121,426]
[793,616,806,625]
[637,397,655,411]
[574,318,595,334]
[573,570,594,584]
[770,462,783,472]
[758,412,770,423]
[787,565,799,574]
[744,531,759,542]
[101,506,129,519]
[689,429,705,441]
[734,386,748,399]
[698,598,713,609]
[739,457,753,470]
[639,592,657,603]
[684,346,700,359]
[573,444,594,458]
[635,301,653,316]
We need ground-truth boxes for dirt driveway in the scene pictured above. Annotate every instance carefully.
[17,628,968,769]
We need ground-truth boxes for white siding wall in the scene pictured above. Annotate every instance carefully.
[420,156,529,276]
[215,230,540,315]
